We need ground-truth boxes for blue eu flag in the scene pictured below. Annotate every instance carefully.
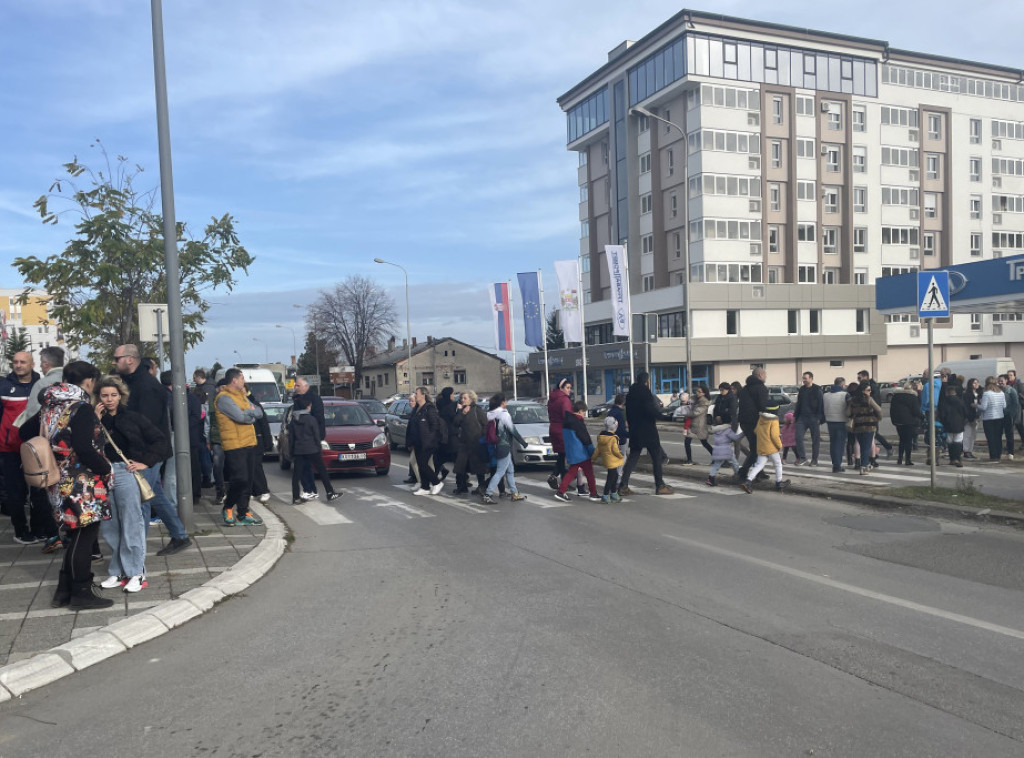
[517,271,544,348]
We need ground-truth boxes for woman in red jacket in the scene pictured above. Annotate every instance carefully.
[545,378,574,489]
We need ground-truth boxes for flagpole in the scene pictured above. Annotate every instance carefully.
[623,241,634,385]
[578,256,588,406]
[538,269,550,394]
[508,280,518,401]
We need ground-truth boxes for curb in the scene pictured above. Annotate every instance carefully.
[0,501,286,702]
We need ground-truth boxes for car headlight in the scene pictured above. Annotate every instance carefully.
[523,436,543,445]
[321,440,330,450]
[372,432,386,448]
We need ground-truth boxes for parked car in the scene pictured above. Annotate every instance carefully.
[876,381,899,403]
[506,401,557,467]
[587,401,614,418]
[261,401,291,459]
[356,398,388,427]
[279,399,390,476]
[384,397,415,449]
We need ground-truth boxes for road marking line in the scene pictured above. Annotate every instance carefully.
[662,533,1024,642]
[295,501,353,525]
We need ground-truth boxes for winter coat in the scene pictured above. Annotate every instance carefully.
[547,389,573,454]
[100,408,172,468]
[979,390,1006,421]
[1003,386,1021,420]
[779,412,796,447]
[562,410,595,465]
[592,430,624,469]
[794,384,825,424]
[624,381,661,449]
[287,409,323,456]
[214,387,261,451]
[737,375,769,429]
[710,423,743,461]
[436,388,457,456]
[687,396,710,440]
[406,403,421,448]
[454,403,487,449]
[889,389,923,427]
[754,412,782,455]
[606,405,628,445]
[248,394,274,453]
[187,391,205,448]
[415,401,444,451]
[487,406,526,460]
[848,395,882,434]
[122,364,171,442]
[39,383,111,530]
[823,386,850,423]
[713,391,737,426]
[0,370,40,452]
[937,394,967,435]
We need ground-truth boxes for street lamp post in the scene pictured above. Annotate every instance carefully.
[374,258,413,392]
[630,104,692,393]
[276,324,297,363]
[253,337,268,362]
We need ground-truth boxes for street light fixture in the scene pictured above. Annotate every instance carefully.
[373,258,413,392]
[630,104,693,394]
[275,324,297,363]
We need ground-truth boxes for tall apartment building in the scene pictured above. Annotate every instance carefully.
[0,288,64,372]
[543,9,1024,400]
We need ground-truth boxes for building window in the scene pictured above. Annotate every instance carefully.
[824,187,839,213]
[642,234,654,254]
[853,186,867,213]
[856,308,869,333]
[581,220,589,238]
[825,145,841,172]
[924,193,937,219]
[970,195,982,219]
[853,227,867,253]
[579,151,588,166]
[827,106,842,130]
[638,115,649,133]
[796,96,814,116]
[771,140,782,168]
[580,254,590,273]
[579,184,589,203]
[796,138,815,158]
[768,266,783,283]
[970,118,982,144]
[926,153,939,179]
[769,183,781,211]
[421,372,434,386]
[853,146,867,173]
[797,180,815,201]
[823,227,839,255]
[670,193,678,218]
[923,232,935,256]
[798,264,816,283]
[641,193,653,214]
[673,232,681,258]
[928,113,941,140]
[663,109,671,133]
[787,309,799,334]
[772,96,783,124]
[768,225,780,253]
[809,309,821,333]
[453,369,467,384]
[970,157,981,182]
[970,314,982,331]
[797,223,816,242]
[971,232,982,256]
[854,269,868,284]
[667,148,675,174]
[642,275,655,292]
[726,310,738,335]
[881,186,919,207]
[852,106,866,132]
[823,267,840,284]
[639,152,651,173]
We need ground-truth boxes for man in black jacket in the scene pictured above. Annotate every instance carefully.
[618,372,675,496]
[793,371,825,466]
[736,368,769,481]
[293,377,325,493]
[115,345,191,556]
[412,387,444,495]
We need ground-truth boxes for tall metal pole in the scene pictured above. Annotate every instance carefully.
[577,257,588,404]
[150,0,192,529]
[927,319,935,488]
[374,258,412,392]
[538,269,551,394]
[508,280,518,400]
[623,241,635,384]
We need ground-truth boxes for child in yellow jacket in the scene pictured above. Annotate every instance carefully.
[592,416,626,502]
[742,405,791,494]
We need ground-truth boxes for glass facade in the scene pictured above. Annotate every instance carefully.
[629,36,687,106]
[613,80,629,244]
[567,88,609,143]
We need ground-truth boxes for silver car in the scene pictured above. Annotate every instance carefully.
[261,402,291,459]
[506,401,557,467]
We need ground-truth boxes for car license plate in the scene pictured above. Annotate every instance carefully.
[338,453,366,461]
[545,448,552,456]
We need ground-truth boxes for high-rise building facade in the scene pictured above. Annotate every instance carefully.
[544,9,1023,400]
[0,288,64,372]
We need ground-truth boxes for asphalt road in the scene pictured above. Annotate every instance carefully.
[2,452,1023,757]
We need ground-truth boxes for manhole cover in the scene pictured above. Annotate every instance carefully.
[825,514,941,533]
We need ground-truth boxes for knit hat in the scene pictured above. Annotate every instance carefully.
[765,404,780,413]
[604,416,618,431]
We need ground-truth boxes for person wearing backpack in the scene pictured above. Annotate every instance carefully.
[481,394,527,505]
[452,390,487,496]
[554,400,601,502]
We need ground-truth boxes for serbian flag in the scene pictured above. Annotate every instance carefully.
[489,282,512,351]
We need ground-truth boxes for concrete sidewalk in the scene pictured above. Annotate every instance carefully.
[0,495,285,701]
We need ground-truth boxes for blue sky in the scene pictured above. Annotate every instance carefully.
[0,1,1019,370]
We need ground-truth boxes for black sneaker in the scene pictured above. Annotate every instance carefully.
[554,492,571,503]
[774,479,791,491]
[327,492,342,502]
[576,485,587,495]
[156,537,192,557]
[214,493,226,506]
[13,533,38,545]
[546,475,558,490]
[741,481,753,494]
[403,475,417,484]
[291,498,305,505]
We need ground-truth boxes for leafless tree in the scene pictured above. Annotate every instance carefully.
[309,275,397,393]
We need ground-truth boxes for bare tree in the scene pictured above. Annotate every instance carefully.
[310,275,397,394]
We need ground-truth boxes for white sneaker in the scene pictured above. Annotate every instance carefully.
[257,493,271,503]
[100,575,123,589]
[123,574,146,593]
[1009,454,1016,461]
[301,491,318,501]
[430,481,444,496]
[412,488,428,496]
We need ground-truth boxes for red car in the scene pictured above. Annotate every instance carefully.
[279,399,391,476]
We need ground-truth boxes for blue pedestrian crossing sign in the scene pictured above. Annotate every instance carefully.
[917,271,950,317]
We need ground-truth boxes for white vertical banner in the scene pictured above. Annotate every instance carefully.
[604,244,632,337]
[554,259,583,344]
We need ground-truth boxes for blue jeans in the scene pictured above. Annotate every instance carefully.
[486,454,517,496]
[139,465,188,540]
[100,462,147,578]
[794,418,821,461]
[827,422,848,471]
[855,432,875,469]
[709,457,738,476]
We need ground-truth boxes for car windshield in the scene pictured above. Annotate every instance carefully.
[248,382,282,404]
[263,405,289,423]
[324,405,373,426]
[358,400,386,415]
[509,404,548,424]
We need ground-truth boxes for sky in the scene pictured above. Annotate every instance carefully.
[1,0,1020,371]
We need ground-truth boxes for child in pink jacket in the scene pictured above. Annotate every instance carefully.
[780,411,796,462]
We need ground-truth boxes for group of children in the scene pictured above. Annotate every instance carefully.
[550,399,791,503]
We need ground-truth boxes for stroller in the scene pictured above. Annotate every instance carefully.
[932,420,949,459]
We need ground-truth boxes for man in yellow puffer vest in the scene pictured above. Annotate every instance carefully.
[213,369,264,526]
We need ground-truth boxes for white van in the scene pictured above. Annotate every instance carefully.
[936,358,1016,383]
[214,364,283,404]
